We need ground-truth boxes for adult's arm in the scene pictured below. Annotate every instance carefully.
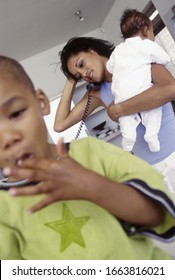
[54,79,103,132]
[107,64,175,121]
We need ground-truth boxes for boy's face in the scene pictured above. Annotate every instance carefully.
[0,75,51,176]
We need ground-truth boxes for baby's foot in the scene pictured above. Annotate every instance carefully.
[122,138,134,152]
[148,140,160,152]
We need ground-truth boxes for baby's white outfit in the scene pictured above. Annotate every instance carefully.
[106,36,170,152]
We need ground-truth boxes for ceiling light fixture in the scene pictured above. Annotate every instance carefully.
[75,10,84,22]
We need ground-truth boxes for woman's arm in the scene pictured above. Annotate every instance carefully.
[107,64,175,121]
[54,79,103,132]
[6,139,164,227]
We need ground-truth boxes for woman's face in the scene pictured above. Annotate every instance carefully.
[67,50,111,83]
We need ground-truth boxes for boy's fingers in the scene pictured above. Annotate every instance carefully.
[3,159,37,177]
[56,137,68,159]
[3,159,54,182]
[8,181,53,196]
[28,201,47,214]
[28,195,58,214]
[3,166,34,180]
[9,183,42,196]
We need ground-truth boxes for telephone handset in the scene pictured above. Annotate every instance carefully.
[75,83,101,139]
[0,178,40,190]
[86,82,101,91]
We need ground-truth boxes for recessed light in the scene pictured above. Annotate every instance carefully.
[75,10,84,21]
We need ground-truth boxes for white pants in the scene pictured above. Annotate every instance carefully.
[120,107,162,152]
[153,152,175,203]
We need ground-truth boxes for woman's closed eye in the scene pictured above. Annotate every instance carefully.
[77,58,83,69]
[78,60,83,68]
[75,59,84,80]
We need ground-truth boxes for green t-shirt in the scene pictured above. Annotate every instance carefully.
[0,137,174,260]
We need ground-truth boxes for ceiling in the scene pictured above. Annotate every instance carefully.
[0,0,116,61]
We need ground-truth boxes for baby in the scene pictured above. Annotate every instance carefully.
[106,9,170,152]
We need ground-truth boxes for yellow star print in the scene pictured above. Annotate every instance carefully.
[45,203,90,252]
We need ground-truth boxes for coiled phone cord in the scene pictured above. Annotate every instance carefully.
[75,92,92,139]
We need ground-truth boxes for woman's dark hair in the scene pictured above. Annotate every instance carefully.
[120,9,152,39]
[59,37,115,81]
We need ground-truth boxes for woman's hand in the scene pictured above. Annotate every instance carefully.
[107,102,122,121]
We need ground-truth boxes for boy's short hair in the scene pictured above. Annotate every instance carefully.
[0,55,35,93]
[120,8,152,39]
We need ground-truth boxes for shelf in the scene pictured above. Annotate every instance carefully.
[94,129,121,142]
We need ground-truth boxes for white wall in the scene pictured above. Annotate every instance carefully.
[21,42,65,100]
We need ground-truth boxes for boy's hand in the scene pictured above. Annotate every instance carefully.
[4,138,91,214]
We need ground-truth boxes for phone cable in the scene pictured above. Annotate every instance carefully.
[75,93,92,139]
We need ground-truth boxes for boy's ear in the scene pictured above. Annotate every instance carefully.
[35,89,50,115]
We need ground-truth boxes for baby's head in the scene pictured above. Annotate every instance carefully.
[120,9,154,40]
[0,56,51,179]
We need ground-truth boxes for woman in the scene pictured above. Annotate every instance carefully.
[54,37,175,194]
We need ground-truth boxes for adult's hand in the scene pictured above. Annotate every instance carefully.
[107,102,122,121]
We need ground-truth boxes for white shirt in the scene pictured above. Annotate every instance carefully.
[106,36,170,103]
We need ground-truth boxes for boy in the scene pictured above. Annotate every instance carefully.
[0,55,175,260]
[106,9,170,152]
